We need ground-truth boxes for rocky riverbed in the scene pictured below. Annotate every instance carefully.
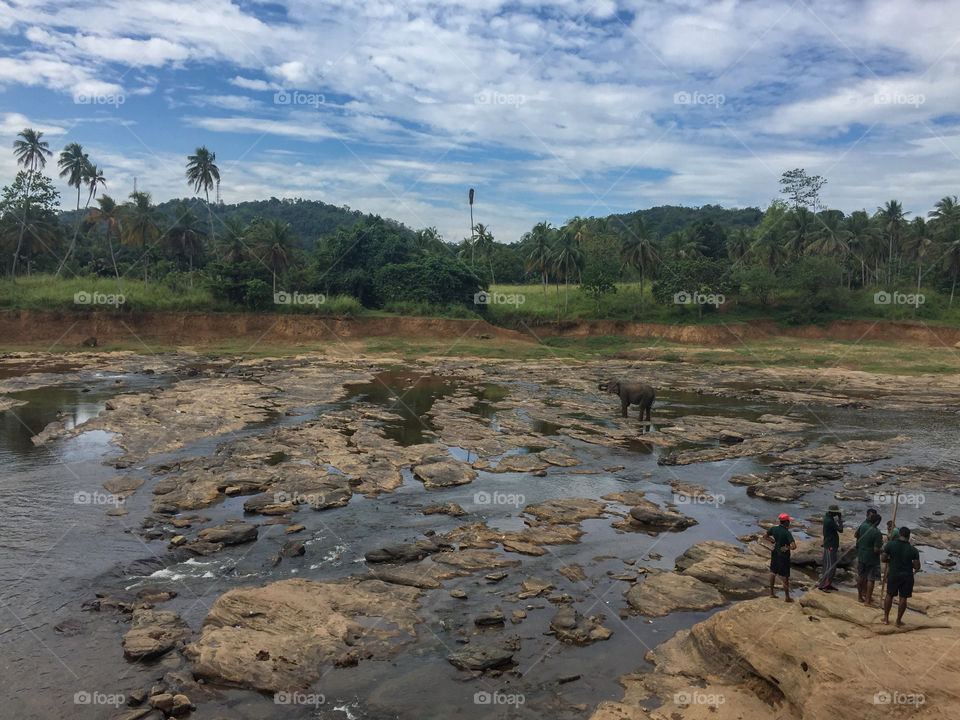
[1,351,959,719]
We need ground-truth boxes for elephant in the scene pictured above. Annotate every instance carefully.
[599,380,655,421]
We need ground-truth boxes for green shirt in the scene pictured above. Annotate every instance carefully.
[883,537,919,576]
[822,514,841,549]
[856,524,883,566]
[766,525,794,556]
[855,520,871,539]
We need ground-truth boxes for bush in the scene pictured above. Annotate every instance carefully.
[374,255,484,308]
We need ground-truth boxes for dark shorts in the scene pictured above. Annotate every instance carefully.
[770,553,791,578]
[857,562,881,581]
[887,572,914,599]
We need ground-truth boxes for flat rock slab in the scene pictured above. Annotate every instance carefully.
[433,550,522,572]
[102,476,145,498]
[413,459,477,488]
[447,643,514,671]
[771,435,910,466]
[675,540,771,599]
[122,609,191,661]
[624,573,725,617]
[617,499,697,533]
[421,503,466,516]
[185,578,422,692]
[659,436,806,466]
[537,448,580,467]
[197,520,259,546]
[490,454,551,473]
[524,497,607,524]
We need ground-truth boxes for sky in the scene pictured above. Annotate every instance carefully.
[1,0,960,244]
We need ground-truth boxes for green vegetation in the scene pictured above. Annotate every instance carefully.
[3,130,960,332]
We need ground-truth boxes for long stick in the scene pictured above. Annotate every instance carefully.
[882,487,901,586]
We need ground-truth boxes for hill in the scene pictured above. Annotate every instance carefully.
[606,203,764,238]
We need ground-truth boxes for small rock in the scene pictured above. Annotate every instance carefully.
[450,589,467,599]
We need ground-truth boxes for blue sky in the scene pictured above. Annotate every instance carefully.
[2,0,959,243]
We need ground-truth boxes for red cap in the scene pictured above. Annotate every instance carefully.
[778,513,792,522]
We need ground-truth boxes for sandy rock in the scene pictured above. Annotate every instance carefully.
[491,454,551,473]
[422,503,467,516]
[122,609,191,661]
[197,520,258,546]
[624,573,725,617]
[413,459,477,488]
[102,476,145,498]
[675,540,771,599]
[772,435,910,466]
[524,497,607,524]
[538,448,580,467]
[433,550,522,572]
[659,436,806,466]
[185,578,421,692]
[616,499,697,533]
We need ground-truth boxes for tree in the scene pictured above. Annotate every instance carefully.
[251,218,295,294]
[186,145,220,246]
[807,210,851,286]
[844,210,880,287]
[87,194,122,282]
[552,226,584,314]
[725,227,751,262]
[167,202,206,279]
[472,223,495,284]
[121,190,161,286]
[216,216,249,265]
[749,201,789,270]
[10,128,52,276]
[522,221,555,300]
[784,207,816,260]
[779,168,826,211]
[876,200,909,286]
[56,144,99,276]
[904,217,932,301]
[620,217,657,313]
[0,171,62,275]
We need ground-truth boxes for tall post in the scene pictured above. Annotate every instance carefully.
[469,188,475,265]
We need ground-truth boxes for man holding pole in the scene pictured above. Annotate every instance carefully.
[881,526,921,626]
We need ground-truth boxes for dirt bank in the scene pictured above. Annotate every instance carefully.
[546,318,960,347]
[0,310,526,347]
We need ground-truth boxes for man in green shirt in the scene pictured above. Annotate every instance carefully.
[855,513,882,606]
[854,508,878,541]
[816,504,844,592]
[763,513,797,602]
[881,526,921,626]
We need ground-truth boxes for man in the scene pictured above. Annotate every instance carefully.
[854,508,878,541]
[763,513,797,602]
[817,504,844,592]
[881,526,921,626]
[856,513,883,606]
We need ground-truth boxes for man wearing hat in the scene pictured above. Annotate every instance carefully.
[817,504,844,592]
[763,513,797,602]
[881,526,921,626]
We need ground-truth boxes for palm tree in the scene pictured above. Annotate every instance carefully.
[784,207,815,260]
[186,146,220,244]
[552,227,583,314]
[56,145,99,276]
[750,228,786,271]
[473,223,495,284]
[87,194,122,283]
[83,164,106,207]
[844,210,880,287]
[876,200,909,285]
[216,216,249,264]
[121,190,161,286]
[943,239,960,307]
[930,197,960,306]
[620,217,657,313]
[10,128,52,276]
[167,203,206,281]
[904,217,932,301]
[523,221,555,300]
[726,227,751,263]
[253,218,294,293]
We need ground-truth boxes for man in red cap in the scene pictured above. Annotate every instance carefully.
[762,513,797,602]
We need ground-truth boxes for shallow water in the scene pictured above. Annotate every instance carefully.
[0,364,958,719]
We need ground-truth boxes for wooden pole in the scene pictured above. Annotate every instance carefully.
[882,488,901,587]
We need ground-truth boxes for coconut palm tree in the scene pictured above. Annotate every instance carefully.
[472,222,495,283]
[523,221,555,300]
[167,203,206,281]
[121,190,161,286]
[253,218,294,294]
[216,216,249,264]
[843,210,880,287]
[620,217,657,313]
[87,194,122,283]
[56,145,101,276]
[876,200,909,285]
[10,128,52,276]
[83,164,106,207]
[186,146,220,244]
[725,227,751,263]
[930,197,960,306]
[552,227,583,314]
[904,217,933,301]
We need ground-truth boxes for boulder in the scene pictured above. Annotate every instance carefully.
[122,609,191,661]
[549,605,612,645]
[524,497,607,524]
[185,578,422,692]
[447,643,514,671]
[620,499,697,533]
[675,540,771,599]
[196,520,259,546]
[624,573,725,617]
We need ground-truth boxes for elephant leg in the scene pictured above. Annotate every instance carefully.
[621,399,629,418]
